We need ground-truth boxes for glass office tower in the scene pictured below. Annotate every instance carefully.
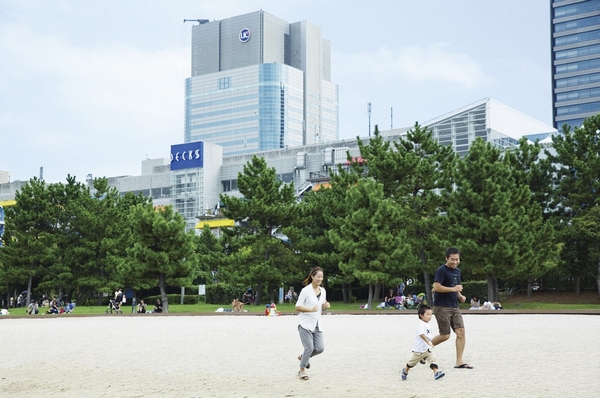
[552,0,600,130]
[184,11,339,156]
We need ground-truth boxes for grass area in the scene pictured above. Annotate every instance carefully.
[496,290,600,310]
[5,291,599,316]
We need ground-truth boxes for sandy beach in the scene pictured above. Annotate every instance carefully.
[1,312,599,397]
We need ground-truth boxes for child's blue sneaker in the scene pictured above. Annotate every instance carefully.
[401,369,408,381]
[434,371,445,380]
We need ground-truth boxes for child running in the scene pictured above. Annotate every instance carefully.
[401,304,445,381]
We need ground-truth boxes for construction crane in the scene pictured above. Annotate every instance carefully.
[183,19,209,24]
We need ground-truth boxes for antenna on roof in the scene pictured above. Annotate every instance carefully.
[368,102,372,137]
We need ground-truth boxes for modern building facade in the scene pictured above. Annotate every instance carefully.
[169,141,223,230]
[551,0,600,130]
[185,11,339,156]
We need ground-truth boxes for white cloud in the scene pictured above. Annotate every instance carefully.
[335,43,493,90]
[0,22,185,182]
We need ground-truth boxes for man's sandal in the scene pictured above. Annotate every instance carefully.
[298,370,309,380]
[454,364,474,369]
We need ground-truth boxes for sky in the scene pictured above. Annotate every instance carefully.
[0,0,552,184]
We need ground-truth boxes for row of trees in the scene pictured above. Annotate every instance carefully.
[0,177,198,313]
[2,116,599,311]
[216,118,600,310]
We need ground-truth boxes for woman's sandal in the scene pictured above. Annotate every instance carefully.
[298,370,309,380]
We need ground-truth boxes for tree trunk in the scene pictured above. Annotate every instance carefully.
[159,273,169,313]
[367,283,374,311]
[487,277,495,303]
[597,261,600,298]
[342,283,348,303]
[492,277,499,302]
[348,285,354,303]
[270,286,278,304]
[422,271,432,306]
[26,275,33,307]
[373,283,382,303]
[255,282,264,305]
[527,276,533,298]
[418,249,433,305]
[576,276,581,296]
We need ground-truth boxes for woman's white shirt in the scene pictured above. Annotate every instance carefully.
[296,284,326,332]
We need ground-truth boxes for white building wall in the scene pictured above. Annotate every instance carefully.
[142,158,168,176]
[0,170,9,184]
[201,143,223,214]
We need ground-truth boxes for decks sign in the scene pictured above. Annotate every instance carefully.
[170,141,204,170]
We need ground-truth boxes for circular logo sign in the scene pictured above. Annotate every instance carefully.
[239,28,251,43]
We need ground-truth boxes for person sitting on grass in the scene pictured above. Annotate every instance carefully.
[232,298,244,312]
[46,299,59,314]
[243,289,254,305]
[137,299,147,313]
[385,289,397,309]
[481,299,496,310]
[469,295,480,310]
[63,302,75,314]
[26,300,39,315]
[285,287,298,303]
[153,298,163,313]
[269,302,281,316]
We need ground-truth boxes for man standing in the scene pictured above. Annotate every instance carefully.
[431,247,473,369]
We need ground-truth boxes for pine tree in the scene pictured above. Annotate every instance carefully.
[328,178,412,310]
[122,204,197,313]
[0,178,57,307]
[448,138,553,301]
[220,156,298,304]
[548,115,600,294]
[356,124,456,304]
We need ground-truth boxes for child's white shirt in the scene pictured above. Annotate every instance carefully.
[412,319,433,352]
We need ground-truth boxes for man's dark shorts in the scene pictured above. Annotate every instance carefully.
[433,306,464,335]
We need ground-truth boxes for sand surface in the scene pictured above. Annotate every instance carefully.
[1,313,599,397]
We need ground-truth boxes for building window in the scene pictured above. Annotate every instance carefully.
[219,77,230,90]
[221,179,237,192]
[221,180,231,192]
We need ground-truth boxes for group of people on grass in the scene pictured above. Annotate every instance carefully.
[469,295,503,310]
[230,286,298,313]
[26,298,75,315]
[136,298,162,313]
[380,289,425,310]
[113,288,162,314]
[295,247,474,382]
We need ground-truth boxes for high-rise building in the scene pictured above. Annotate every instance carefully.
[184,11,339,156]
[551,0,600,130]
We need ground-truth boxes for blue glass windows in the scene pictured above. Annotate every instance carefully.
[219,77,230,90]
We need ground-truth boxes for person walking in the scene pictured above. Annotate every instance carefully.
[431,247,473,369]
[295,266,330,380]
